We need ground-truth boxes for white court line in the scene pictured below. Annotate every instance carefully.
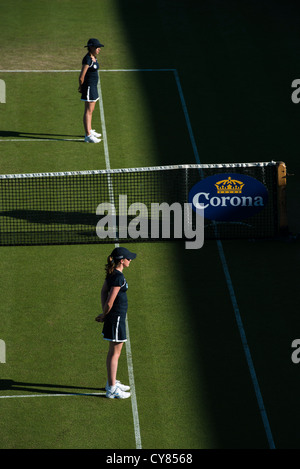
[97,72,142,451]
[174,70,276,450]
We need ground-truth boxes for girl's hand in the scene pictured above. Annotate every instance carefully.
[95,314,105,323]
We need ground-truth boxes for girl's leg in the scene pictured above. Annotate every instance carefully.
[106,341,124,387]
[83,101,96,136]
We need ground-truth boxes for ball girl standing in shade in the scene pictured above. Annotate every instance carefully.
[95,247,137,399]
[78,38,104,143]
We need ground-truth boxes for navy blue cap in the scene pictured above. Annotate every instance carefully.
[85,38,104,48]
[111,247,136,261]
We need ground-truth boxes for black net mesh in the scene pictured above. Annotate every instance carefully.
[0,163,279,246]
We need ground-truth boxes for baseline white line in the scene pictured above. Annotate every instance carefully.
[0,392,105,399]
[97,73,142,450]
[173,70,276,449]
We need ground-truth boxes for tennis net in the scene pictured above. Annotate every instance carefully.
[0,161,287,246]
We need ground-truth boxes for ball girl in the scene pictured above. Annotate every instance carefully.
[95,247,137,399]
[78,38,104,143]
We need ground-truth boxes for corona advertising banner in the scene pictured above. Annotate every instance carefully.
[189,173,269,222]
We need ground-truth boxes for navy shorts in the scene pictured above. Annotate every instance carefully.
[81,84,99,102]
[102,314,127,342]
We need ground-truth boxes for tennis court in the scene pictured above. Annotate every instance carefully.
[0,0,300,450]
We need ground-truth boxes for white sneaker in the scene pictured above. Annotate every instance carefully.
[105,380,130,392]
[91,129,102,138]
[106,385,131,399]
[84,134,101,143]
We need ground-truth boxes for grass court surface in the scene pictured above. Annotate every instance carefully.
[0,0,300,450]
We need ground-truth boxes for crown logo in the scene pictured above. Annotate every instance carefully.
[215,176,244,194]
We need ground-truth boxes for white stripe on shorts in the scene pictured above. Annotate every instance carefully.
[116,316,120,342]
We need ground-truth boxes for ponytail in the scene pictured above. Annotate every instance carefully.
[105,255,115,278]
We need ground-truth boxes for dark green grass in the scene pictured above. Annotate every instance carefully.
[0,241,271,449]
[100,71,194,168]
[0,396,133,449]
[0,243,217,449]
[0,0,134,71]
[221,239,300,448]
[0,244,136,449]
[0,70,192,174]
[0,73,103,174]
[0,15,220,447]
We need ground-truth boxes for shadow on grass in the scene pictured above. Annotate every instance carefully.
[112,0,300,448]
[0,130,83,141]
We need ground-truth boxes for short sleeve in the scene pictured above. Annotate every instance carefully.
[108,272,125,288]
[82,54,92,67]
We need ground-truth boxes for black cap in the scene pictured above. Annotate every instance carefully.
[85,38,104,48]
[111,247,137,261]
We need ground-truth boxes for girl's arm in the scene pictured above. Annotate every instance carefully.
[100,280,109,310]
[78,64,89,92]
[95,285,121,322]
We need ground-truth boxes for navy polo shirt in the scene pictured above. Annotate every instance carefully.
[82,54,99,86]
[106,270,128,316]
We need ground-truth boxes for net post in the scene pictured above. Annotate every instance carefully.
[276,161,288,236]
